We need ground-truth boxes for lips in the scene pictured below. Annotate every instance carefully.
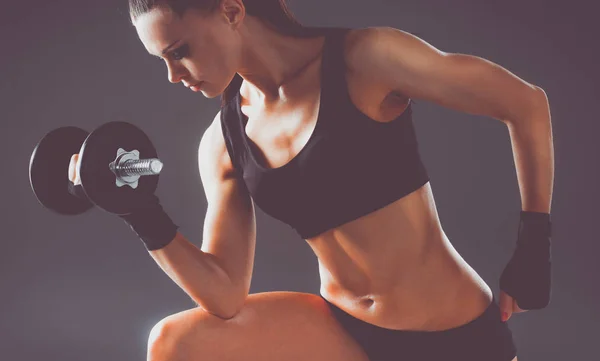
[188,81,203,92]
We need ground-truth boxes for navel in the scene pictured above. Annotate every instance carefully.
[359,297,375,308]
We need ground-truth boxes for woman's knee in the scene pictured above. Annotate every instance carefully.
[147,307,224,361]
[147,313,184,361]
[147,316,175,361]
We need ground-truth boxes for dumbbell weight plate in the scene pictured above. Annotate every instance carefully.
[78,121,159,215]
[29,127,95,215]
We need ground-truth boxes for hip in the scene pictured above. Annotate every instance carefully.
[321,292,517,361]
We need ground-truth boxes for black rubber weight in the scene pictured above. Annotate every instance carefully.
[29,126,94,215]
[78,121,159,215]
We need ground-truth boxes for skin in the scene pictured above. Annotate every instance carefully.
[132,2,329,101]
[68,0,553,359]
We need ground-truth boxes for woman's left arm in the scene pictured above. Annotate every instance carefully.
[348,27,554,214]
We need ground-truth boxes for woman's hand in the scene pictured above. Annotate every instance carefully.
[68,153,81,185]
[499,289,528,322]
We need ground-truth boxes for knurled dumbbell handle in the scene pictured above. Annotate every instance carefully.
[110,158,163,178]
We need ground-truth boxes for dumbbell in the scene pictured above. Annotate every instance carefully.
[29,121,164,216]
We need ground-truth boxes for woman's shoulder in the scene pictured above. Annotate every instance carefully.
[342,26,431,98]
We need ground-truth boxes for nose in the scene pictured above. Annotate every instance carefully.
[166,61,187,84]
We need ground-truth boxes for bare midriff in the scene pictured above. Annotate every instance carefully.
[306,182,494,331]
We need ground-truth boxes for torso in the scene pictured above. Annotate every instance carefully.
[238,29,493,331]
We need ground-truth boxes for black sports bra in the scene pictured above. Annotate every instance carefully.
[220,27,430,239]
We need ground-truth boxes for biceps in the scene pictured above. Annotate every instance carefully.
[201,177,256,287]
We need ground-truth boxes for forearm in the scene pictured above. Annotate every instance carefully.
[505,89,554,214]
[148,231,242,319]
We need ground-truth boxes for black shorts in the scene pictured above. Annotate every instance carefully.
[322,296,517,361]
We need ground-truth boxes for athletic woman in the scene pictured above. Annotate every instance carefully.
[70,0,554,359]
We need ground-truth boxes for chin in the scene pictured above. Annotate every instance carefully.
[201,88,222,99]
[202,82,229,99]
[203,92,221,99]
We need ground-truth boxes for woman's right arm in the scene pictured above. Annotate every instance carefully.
[148,111,256,319]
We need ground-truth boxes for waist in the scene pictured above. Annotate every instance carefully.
[308,183,493,330]
[317,234,493,331]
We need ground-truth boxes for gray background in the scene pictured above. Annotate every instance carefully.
[2,0,598,360]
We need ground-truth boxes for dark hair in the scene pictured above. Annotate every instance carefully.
[128,0,324,104]
[130,0,319,36]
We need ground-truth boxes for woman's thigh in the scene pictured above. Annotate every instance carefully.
[148,291,370,361]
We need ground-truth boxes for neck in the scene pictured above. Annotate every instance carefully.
[236,17,325,102]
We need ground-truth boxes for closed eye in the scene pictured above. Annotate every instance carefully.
[170,44,190,61]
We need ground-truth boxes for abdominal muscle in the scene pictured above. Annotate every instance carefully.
[306,182,494,331]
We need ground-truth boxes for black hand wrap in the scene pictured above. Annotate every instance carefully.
[118,194,179,251]
[68,182,178,251]
[499,211,552,310]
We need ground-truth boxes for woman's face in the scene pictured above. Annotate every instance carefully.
[133,4,242,98]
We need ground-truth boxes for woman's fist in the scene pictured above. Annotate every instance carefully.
[68,154,81,185]
[499,289,528,322]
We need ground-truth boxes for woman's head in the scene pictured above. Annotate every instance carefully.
[130,0,319,99]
